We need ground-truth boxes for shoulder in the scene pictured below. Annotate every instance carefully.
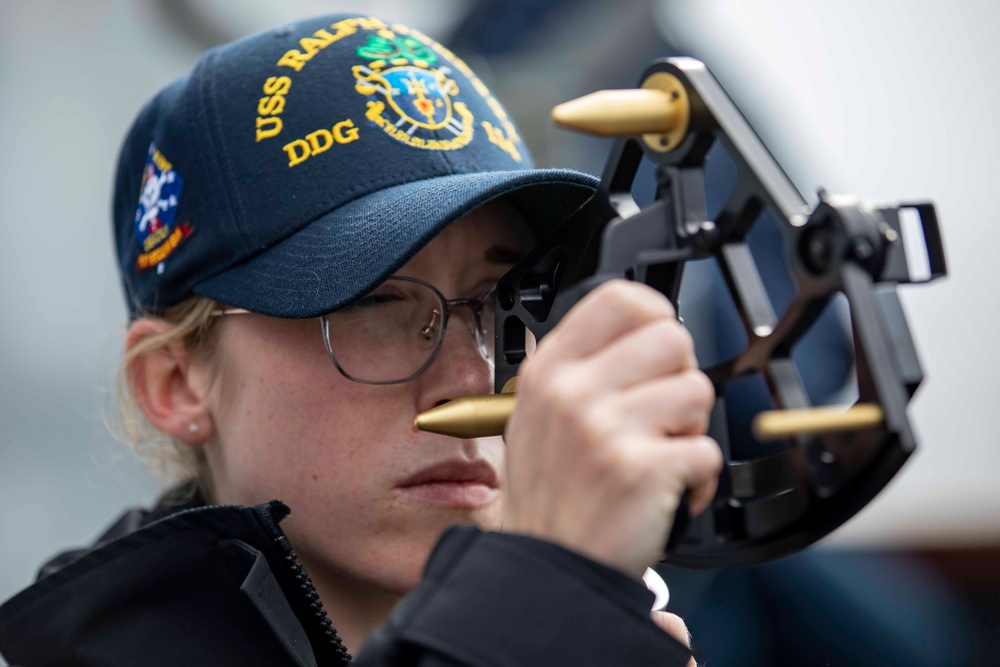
[0,499,330,666]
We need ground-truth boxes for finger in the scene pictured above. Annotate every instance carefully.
[575,317,697,391]
[612,369,716,437]
[650,611,690,648]
[647,435,723,518]
[538,280,676,363]
[650,611,697,667]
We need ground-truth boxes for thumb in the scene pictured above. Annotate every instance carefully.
[650,611,696,667]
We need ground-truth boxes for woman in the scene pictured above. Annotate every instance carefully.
[0,13,720,666]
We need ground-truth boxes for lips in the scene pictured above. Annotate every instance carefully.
[397,460,498,489]
[394,460,499,508]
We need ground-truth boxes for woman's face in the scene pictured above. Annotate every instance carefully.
[203,201,525,595]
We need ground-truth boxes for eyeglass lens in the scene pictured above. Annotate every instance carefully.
[323,278,495,384]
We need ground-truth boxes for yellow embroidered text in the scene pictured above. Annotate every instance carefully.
[151,147,173,173]
[137,226,187,269]
[255,76,292,142]
[282,119,360,167]
[481,121,521,162]
[277,18,388,72]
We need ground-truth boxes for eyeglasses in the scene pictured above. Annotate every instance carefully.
[214,276,495,385]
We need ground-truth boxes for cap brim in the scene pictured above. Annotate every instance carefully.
[192,169,597,318]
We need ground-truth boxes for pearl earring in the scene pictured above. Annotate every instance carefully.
[188,423,199,434]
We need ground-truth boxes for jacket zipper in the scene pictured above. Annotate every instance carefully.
[253,502,353,666]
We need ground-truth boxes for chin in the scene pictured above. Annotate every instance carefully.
[402,510,496,565]
[378,535,442,595]
[415,501,504,535]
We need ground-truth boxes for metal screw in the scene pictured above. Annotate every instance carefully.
[806,234,833,272]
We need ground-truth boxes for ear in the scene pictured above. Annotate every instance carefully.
[126,318,215,446]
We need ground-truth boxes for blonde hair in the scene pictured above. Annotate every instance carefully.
[117,296,223,503]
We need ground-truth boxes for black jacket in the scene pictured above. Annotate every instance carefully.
[0,494,690,666]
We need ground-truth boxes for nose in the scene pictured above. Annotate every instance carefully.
[451,303,492,368]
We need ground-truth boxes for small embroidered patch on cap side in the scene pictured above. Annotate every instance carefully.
[134,143,192,272]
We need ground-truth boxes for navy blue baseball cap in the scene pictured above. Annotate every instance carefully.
[113,13,597,319]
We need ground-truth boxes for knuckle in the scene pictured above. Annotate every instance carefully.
[579,401,619,446]
[697,436,725,473]
[571,400,637,468]
[591,280,676,324]
[668,320,697,366]
[591,437,641,481]
[686,371,716,412]
[656,319,696,367]
[675,326,698,365]
[591,441,627,476]
[542,369,590,419]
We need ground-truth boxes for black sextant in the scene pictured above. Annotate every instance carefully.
[492,57,947,568]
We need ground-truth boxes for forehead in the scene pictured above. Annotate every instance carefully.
[403,199,531,273]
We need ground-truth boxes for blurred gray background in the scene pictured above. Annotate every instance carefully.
[2,0,998,662]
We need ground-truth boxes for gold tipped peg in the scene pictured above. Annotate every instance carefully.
[552,89,677,135]
[414,378,519,439]
[752,404,885,441]
[413,393,515,438]
[551,72,690,152]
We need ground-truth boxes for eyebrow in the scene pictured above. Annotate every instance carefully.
[484,245,525,265]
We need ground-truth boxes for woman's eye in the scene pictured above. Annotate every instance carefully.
[345,292,404,312]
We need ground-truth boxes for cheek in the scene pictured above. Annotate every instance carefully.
[208,329,409,508]
[218,376,383,500]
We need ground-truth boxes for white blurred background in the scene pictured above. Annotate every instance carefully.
[1,0,997,634]
[656,0,1000,548]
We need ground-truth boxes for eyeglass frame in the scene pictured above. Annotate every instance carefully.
[212,276,495,385]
